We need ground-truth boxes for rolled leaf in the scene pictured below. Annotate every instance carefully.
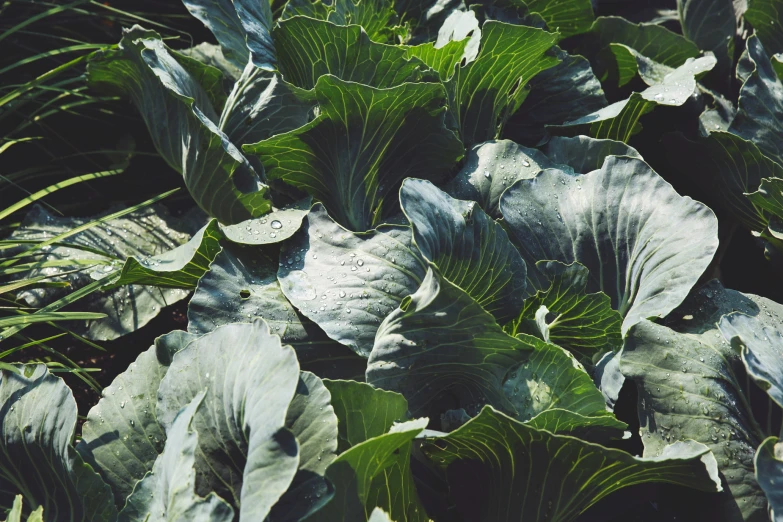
[719,299,783,409]
[88,28,271,224]
[115,220,223,289]
[181,0,249,69]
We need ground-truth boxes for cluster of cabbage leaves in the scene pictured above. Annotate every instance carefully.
[3,0,783,520]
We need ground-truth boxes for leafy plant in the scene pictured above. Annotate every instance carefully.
[3,0,783,521]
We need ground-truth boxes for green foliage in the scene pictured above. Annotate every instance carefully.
[6,0,783,520]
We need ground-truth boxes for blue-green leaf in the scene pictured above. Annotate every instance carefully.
[400,178,527,322]
[500,156,718,334]
[88,28,272,224]
[0,365,116,522]
[421,407,721,522]
[277,205,428,357]
[118,391,234,522]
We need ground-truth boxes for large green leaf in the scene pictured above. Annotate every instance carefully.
[282,0,402,43]
[118,391,234,522]
[500,156,718,334]
[114,220,222,289]
[368,269,610,426]
[77,331,196,506]
[505,260,622,367]
[9,205,192,340]
[542,135,642,174]
[277,205,428,358]
[501,337,622,436]
[729,36,783,165]
[187,242,365,379]
[400,179,527,322]
[620,280,774,521]
[553,55,716,142]
[312,418,429,522]
[755,437,783,521]
[322,380,409,452]
[0,365,116,522]
[155,320,304,519]
[367,269,529,418]
[88,28,271,224]
[719,299,783,409]
[677,0,736,81]
[504,48,607,146]
[280,0,331,19]
[315,381,426,522]
[274,17,427,92]
[244,75,463,232]
[466,0,547,28]
[219,67,310,147]
[421,407,721,522]
[746,0,783,54]
[444,21,560,147]
[663,131,780,232]
[444,139,560,218]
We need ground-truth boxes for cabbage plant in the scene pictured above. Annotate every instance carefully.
[3,0,783,521]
